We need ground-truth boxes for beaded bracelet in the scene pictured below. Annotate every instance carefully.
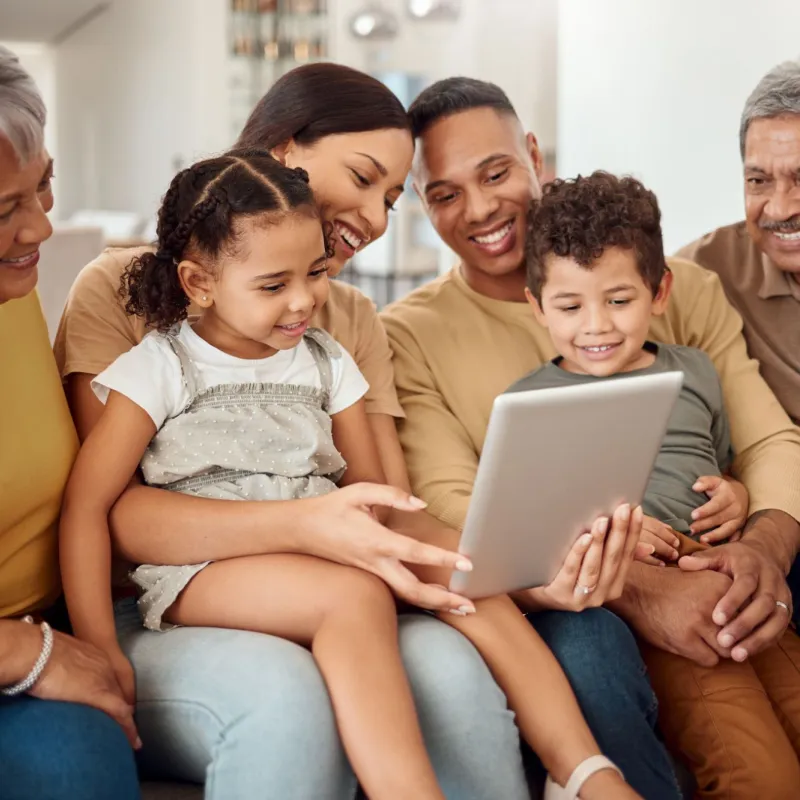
[1,617,54,696]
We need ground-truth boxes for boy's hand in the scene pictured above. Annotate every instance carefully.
[690,476,749,544]
[639,516,680,565]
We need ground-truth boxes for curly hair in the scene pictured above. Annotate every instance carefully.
[121,148,319,331]
[525,171,666,303]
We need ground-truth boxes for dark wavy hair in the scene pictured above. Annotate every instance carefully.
[526,171,667,302]
[121,148,318,331]
[236,63,411,150]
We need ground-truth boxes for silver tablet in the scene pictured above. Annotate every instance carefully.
[449,371,683,599]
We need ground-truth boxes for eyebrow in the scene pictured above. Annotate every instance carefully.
[424,153,510,194]
[355,152,406,194]
[744,165,768,175]
[551,284,636,300]
[250,254,327,282]
[0,158,54,205]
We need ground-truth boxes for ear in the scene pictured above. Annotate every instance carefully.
[271,138,296,168]
[177,260,215,309]
[526,132,544,182]
[651,265,673,316]
[524,286,549,328]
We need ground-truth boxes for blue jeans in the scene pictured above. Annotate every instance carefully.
[529,608,683,800]
[0,695,140,800]
[115,598,528,800]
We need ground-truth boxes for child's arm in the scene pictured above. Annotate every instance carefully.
[59,391,156,700]
[690,474,749,544]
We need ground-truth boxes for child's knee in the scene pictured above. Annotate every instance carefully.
[329,567,396,617]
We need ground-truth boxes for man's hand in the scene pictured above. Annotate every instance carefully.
[690,475,748,543]
[29,630,141,749]
[615,565,733,667]
[679,536,792,661]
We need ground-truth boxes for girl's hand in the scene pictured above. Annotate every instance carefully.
[638,516,680,566]
[690,475,748,544]
[303,482,476,614]
[515,504,644,613]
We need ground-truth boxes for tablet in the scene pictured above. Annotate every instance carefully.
[449,371,683,599]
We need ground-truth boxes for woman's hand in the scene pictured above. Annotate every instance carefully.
[302,482,476,613]
[639,516,681,566]
[690,475,748,544]
[514,504,644,613]
[28,629,141,750]
[103,644,137,707]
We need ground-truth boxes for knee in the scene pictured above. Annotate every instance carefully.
[0,699,139,800]
[327,567,396,619]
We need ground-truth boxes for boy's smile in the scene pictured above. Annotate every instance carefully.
[528,246,671,377]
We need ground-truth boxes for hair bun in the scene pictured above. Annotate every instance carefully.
[293,166,310,184]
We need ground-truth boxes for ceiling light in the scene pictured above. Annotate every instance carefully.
[407,0,460,20]
[350,5,399,40]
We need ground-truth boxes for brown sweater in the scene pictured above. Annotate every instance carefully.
[382,257,800,531]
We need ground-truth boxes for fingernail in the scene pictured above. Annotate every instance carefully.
[597,516,609,532]
[658,560,666,567]
[135,737,143,749]
[670,549,679,560]
[619,504,630,522]
[732,647,748,662]
[645,544,655,555]
[448,609,466,616]
[672,538,680,548]
[455,558,473,572]
[409,496,427,509]
[714,611,728,625]
[579,533,593,546]
[719,634,734,648]
[691,510,700,520]
[459,605,476,614]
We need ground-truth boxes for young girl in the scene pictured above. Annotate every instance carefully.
[60,149,639,800]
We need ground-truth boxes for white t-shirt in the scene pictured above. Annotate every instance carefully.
[92,321,369,429]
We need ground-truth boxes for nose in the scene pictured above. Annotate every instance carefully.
[584,303,614,335]
[357,193,388,243]
[764,186,795,224]
[16,195,53,248]
[287,280,315,314]
[463,185,500,225]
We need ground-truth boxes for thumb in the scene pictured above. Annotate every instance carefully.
[693,475,722,494]
[340,482,428,511]
[678,550,723,572]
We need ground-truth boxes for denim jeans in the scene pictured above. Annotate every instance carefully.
[0,695,140,800]
[529,608,683,800]
[115,598,529,800]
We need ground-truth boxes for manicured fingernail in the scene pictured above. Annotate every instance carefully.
[619,504,630,521]
[691,510,700,520]
[597,516,609,532]
[455,558,473,572]
[719,634,734,648]
[459,605,476,614]
[732,647,748,662]
[448,609,466,616]
[409,496,427,508]
[579,533,593,546]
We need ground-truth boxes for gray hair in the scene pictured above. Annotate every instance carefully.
[740,60,800,158]
[0,45,46,165]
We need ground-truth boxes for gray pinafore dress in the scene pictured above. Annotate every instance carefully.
[130,327,347,631]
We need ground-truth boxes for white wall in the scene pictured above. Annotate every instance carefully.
[557,0,800,253]
[333,0,558,152]
[54,0,230,223]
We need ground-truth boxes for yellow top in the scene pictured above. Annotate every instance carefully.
[382,257,800,532]
[0,292,78,617]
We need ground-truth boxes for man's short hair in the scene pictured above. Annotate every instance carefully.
[526,171,666,302]
[740,60,800,158]
[408,77,517,139]
[0,45,46,165]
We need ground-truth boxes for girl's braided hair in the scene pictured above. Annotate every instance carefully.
[121,147,321,330]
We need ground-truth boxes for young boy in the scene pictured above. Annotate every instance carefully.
[509,171,800,799]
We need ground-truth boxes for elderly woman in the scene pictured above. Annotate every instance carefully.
[0,46,140,800]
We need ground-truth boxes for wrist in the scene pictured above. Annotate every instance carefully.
[0,620,43,686]
[743,510,799,575]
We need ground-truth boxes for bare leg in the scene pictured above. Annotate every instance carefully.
[396,516,638,799]
[166,554,445,800]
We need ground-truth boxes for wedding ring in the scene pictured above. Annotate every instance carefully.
[576,584,595,595]
[776,600,791,614]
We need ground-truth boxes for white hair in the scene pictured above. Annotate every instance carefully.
[0,45,46,165]
[740,59,800,158]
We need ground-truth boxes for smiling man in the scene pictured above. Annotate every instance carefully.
[382,76,800,798]
[678,61,800,425]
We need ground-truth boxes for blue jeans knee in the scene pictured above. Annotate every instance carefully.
[0,695,140,800]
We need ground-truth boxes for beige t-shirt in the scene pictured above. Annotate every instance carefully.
[53,246,403,418]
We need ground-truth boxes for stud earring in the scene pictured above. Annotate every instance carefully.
[202,295,208,301]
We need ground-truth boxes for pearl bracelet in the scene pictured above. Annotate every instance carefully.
[1,617,54,696]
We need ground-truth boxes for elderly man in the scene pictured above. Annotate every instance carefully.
[678,60,800,619]
[0,46,140,799]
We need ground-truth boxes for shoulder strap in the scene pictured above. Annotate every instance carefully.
[303,328,341,403]
[161,325,201,403]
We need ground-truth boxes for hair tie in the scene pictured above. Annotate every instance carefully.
[154,249,174,262]
[293,166,310,184]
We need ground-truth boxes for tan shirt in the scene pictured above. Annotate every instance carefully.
[677,221,800,424]
[1,293,78,617]
[53,246,403,418]
[381,257,800,532]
